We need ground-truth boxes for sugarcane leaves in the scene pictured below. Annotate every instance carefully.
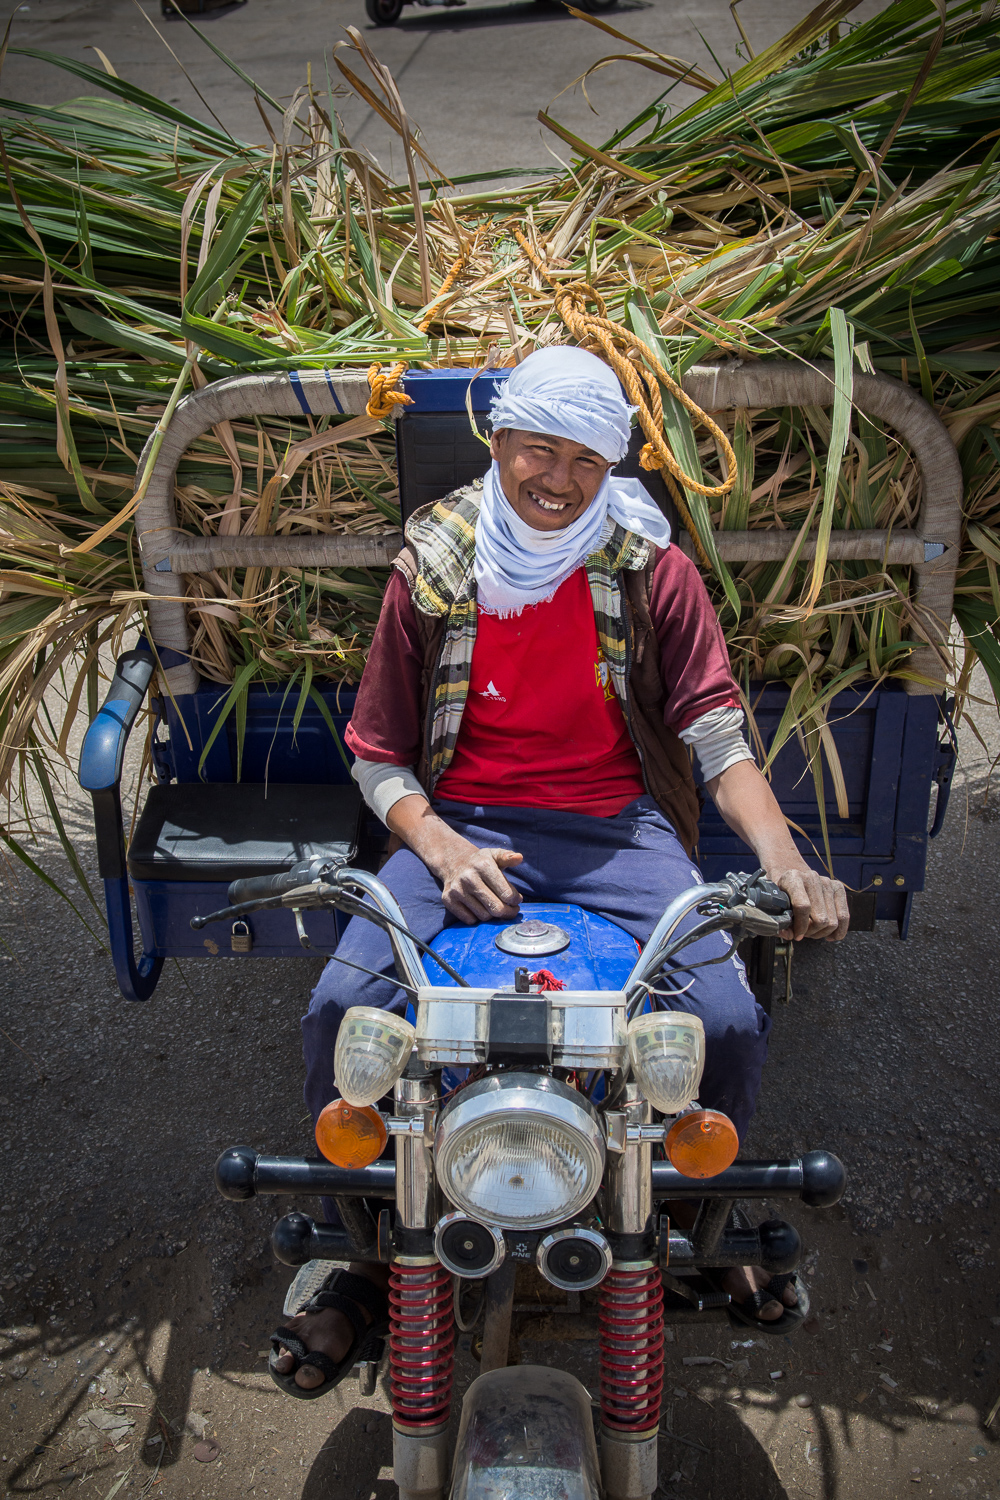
[73,154,94,283]
[803,307,854,613]
[966,523,1000,582]
[306,684,352,776]
[155,2,284,115]
[63,305,191,370]
[624,288,741,619]
[955,599,1000,705]
[906,296,935,408]
[184,179,266,318]
[661,0,865,134]
[29,748,104,919]
[0,134,103,515]
[179,310,285,365]
[723,412,753,532]
[195,657,259,780]
[10,46,233,146]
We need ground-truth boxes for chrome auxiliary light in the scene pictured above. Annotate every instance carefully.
[434,1073,605,1231]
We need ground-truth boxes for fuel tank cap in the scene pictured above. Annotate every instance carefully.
[495,918,571,956]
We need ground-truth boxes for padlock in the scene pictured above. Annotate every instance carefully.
[230,920,253,954]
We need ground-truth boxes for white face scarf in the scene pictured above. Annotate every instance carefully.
[474,346,671,617]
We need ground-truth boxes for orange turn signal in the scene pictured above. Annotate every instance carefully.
[664,1109,739,1180]
[315,1099,387,1168]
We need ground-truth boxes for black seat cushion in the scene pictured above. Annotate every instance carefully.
[127,782,361,882]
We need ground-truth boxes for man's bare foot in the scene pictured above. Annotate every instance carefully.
[722,1264,797,1323]
[273,1262,390,1392]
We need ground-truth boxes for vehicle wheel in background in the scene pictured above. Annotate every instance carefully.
[366,0,404,23]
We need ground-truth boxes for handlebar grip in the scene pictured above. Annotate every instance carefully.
[227,870,310,905]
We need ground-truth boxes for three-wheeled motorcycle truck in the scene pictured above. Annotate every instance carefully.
[80,361,960,1499]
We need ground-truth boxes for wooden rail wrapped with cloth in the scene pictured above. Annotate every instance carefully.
[134,362,962,700]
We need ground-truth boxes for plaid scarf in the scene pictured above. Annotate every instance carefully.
[405,481,651,786]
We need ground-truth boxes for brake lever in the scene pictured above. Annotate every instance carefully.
[726,903,791,937]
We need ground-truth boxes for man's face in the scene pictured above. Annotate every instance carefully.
[490,428,611,532]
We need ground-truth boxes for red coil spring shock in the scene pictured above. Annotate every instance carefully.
[388,1260,455,1428]
[598,1264,665,1432]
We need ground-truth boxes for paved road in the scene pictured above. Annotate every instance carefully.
[5,0,882,177]
[2,682,999,1500]
[3,1,1000,1496]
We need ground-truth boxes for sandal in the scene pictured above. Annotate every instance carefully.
[724,1269,809,1337]
[704,1207,810,1338]
[268,1266,389,1401]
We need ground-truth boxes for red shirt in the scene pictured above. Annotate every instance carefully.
[435,569,646,816]
[344,544,739,814]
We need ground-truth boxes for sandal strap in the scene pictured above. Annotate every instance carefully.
[270,1326,308,1363]
[742,1286,783,1318]
[296,1349,344,1382]
[356,1329,386,1364]
[303,1291,369,1344]
[304,1269,388,1326]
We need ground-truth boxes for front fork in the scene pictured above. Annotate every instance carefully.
[600,1085,663,1500]
[389,1075,663,1500]
[391,1073,452,1500]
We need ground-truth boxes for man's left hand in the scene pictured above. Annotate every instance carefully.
[768,865,850,942]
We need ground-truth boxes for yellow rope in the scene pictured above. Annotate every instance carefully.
[366,249,471,420]
[513,228,738,571]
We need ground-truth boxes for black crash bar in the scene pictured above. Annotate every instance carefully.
[216,1146,397,1200]
[216,1146,845,1207]
[652,1150,845,1205]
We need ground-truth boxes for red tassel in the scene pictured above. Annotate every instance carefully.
[529,969,566,991]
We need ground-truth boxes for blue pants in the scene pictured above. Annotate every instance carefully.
[303,797,771,1149]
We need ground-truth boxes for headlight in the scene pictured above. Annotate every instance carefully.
[334,1006,415,1107]
[434,1073,605,1230]
[627,1011,704,1114]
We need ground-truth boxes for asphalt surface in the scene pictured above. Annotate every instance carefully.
[3,0,886,179]
[3,1,1000,1496]
[2,670,998,1500]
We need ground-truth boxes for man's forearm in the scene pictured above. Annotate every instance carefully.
[706,760,809,873]
[706,760,848,940]
[386,795,524,925]
[387,794,469,875]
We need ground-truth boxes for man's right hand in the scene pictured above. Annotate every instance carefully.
[386,795,524,925]
[433,841,524,924]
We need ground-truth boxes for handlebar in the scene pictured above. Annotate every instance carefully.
[624,870,790,1005]
[227,854,346,906]
[191,865,431,991]
[192,865,789,998]
[737,873,791,917]
[225,871,308,905]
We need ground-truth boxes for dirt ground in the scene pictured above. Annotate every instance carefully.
[1,673,999,1500]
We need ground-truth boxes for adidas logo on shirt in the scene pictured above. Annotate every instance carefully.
[479,680,507,703]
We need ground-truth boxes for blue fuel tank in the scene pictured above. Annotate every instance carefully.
[426,902,640,991]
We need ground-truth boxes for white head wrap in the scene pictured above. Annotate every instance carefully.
[475,346,671,617]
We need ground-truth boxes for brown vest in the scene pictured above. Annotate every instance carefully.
[393,549,702,857]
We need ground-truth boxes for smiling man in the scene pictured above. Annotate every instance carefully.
[269,344,849,1399]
